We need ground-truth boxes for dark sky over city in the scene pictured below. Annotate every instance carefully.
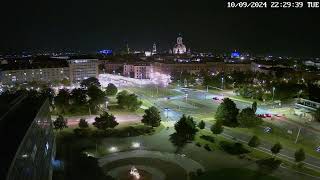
[0,0,319,57]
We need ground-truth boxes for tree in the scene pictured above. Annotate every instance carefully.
[105,83,118,96]
[215,98,239,127]
[54,89,70,113]
[198,120,205,130]
[174,114,197,138]
[252,101,257,113]
[93,111,118,130]
[256,158,282,175]
[81,77,101,88]
[41,87,55,105]
[169,133,190,154]
[116,90,129,107]
[248,135,260,148]
[61,78,70,86]
[79,118,89,129]
[210,121,224,136]
[294,148,306,163]
[237,107,262,128]
[87,85,106,111]
[271,142,282,156]
[53,115,68,131]
[314,108,320,122]
[116,90,142,111]
[141,106,161,127]
[71,88,87,105]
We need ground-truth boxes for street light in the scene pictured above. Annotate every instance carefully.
[221,77,224,89]
[164,108,169,119]
[272,87,275,102]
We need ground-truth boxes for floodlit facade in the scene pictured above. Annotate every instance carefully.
[68,59,99,82]
[173,36,187,54]
[123,63,152,79]
[0,61,69,85]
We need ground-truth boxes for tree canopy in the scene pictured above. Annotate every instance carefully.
[93,111,118,130]
[87,85,106,111]
[53,115,68,131]
[252,101,257,113]
[215,98,239,127]
[294,148,306,163]
[237,107,262,128]
[248,135,260,148]
[116,90,142,111]
[71,88,87,105]
[105,83,118,96]
[210,120,224,135]
[198,120,205,130]
[81,77,101,88]
[174,114,197,138]
[141,106,161,127]
[54,89,70,113]
[271,142,282,156]
[79,118,89,129]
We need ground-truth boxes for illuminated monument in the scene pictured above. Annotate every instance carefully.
[173,35,187,54]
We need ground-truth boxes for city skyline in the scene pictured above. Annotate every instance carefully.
[1,1,320,57]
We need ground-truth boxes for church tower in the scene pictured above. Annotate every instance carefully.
[152,43,157,54]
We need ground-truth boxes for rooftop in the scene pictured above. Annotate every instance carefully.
[1,60,69,71]
[0,93,46,179]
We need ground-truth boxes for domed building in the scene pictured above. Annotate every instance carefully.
[173,36,187,54]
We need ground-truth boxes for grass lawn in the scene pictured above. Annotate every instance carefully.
[231,123,320,158]
[194,129,320,178]
[195,168,279,180]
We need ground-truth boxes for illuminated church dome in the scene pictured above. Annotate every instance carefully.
[173,36,187,54]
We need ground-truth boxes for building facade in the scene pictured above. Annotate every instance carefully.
[68,59,99,82]
[1,67,69,85]
[0,96,55,180]
[123,63,152,79]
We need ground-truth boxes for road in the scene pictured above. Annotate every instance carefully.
[136,87,320,172]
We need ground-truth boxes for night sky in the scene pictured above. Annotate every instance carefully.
[1,0,319,57]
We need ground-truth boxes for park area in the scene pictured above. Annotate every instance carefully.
[52,83,320,180]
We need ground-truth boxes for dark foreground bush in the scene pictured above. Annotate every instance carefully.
[200,135,215,143]
[219,141,250,155]
[256,158,282,174]
[204,144,212,151]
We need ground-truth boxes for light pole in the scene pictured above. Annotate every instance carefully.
[221,77,224,89]
[295,127,302,144]
[164,108,169,119]
[272,87,275,102]
[105,101,109,110]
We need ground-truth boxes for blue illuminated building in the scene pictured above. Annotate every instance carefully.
[231,51,240,58]
[98,49,113,55]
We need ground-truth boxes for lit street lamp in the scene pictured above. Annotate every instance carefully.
[272,87,275,102]
[221,77,224,89]
[164,108,169,119]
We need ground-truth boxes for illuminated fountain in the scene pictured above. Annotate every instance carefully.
[129,166,140,179]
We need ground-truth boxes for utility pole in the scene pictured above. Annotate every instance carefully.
[295,127,302,144]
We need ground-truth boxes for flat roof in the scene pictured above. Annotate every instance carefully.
[1,60,69,71]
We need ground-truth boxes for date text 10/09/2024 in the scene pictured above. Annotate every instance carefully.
[227,2,319,8]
